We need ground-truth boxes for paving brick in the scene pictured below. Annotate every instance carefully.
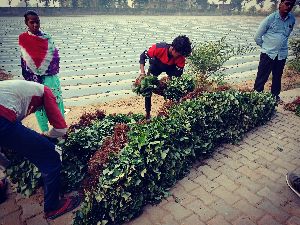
[181,214,205,225]
[257,186,287,207]
[256,199,290,223]
[214,174,239,192]
[218,157,243,170]
[186,199,216,222]
[160,214,180,225]
[192,175,219,193]
[254,142,276,154]
[190,186,218,205]
[209,199,241,222]
[274,158,297,171]
[207,215,231,225]
[171,184,185,196]
[236,176,263,193]
[187,170,199,180]
[243,138,259,146]
[237,165,262,181]
[235,187,262,205]
[0,209,22,225]
[172,192,196,206]
[216,165,242,180]
[283,201,300,218]
[18,198,43,221]
[254,157,278,170]
[212,186,241,205]
[286,216,300,225]
[126,215,153,225]
[239,156,260,169]
[256,166,281,181]
[255,176,285,193]
[232,215,256,225]
[275,167,289,176]
[257,214,282,225]
[178,177,199,192]
[204,158,224,170]
[281,185,300,202]
[255,149,276,162]
[233,200,265,221]
[26,213,49,225]
[163,202,192,221]
[0,194,20,218]
[200,165,221,180]
[143,205,169,223]
[221,150,243,160]
[236,150,257,161]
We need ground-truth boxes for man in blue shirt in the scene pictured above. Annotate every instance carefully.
[253,0,296,102]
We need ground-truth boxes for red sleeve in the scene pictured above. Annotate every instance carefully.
[0,105,17,122]
[176,56,185,68]
[147,44,157,58]
[43,86,67,129]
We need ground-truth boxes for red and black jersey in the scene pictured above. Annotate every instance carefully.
[139,42,186,77]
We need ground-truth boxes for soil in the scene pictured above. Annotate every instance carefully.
[1,68,299,132]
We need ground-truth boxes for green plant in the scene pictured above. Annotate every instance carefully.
[62,113,144,192]
[163,74,196,101]
[287,38,300,72]
[73,90,276,225]
[187,37,255,86]
[132,75,159,97]
[2,148,41,197]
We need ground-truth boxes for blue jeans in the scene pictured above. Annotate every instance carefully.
[0,117,61,212]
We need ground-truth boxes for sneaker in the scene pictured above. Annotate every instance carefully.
[286,172,300,198]
[0,177,8,204]
[44,195,81,220]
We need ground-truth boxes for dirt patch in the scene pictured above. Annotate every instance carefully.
[0,69,13,81]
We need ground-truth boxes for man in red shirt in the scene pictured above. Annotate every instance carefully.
[139,35,192,120]
[0,80,80,219]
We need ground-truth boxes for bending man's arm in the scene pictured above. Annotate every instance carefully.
[43,86,67,138]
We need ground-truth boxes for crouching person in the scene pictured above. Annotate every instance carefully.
[0,80,80,219]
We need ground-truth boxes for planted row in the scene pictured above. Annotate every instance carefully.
[73,90,276,225]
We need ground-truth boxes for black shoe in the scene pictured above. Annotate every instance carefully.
[286,172,300,198]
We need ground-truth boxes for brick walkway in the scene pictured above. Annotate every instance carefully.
[1,89,300,225]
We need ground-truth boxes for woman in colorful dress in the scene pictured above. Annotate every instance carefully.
[19,10,65,133]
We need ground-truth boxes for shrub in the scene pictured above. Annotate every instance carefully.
[287,38,300,72]
[163,74,196,101]
[187,37,255,87]
[73,90,276,225]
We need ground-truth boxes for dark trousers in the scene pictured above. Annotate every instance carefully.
[0,117,61,212]
[254,53,286,97]
[145,60,178,115]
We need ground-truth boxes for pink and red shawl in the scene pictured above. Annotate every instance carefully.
[19,31,60,82]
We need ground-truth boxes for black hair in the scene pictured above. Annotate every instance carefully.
[171,35,192,57]
[24,10,39,21]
